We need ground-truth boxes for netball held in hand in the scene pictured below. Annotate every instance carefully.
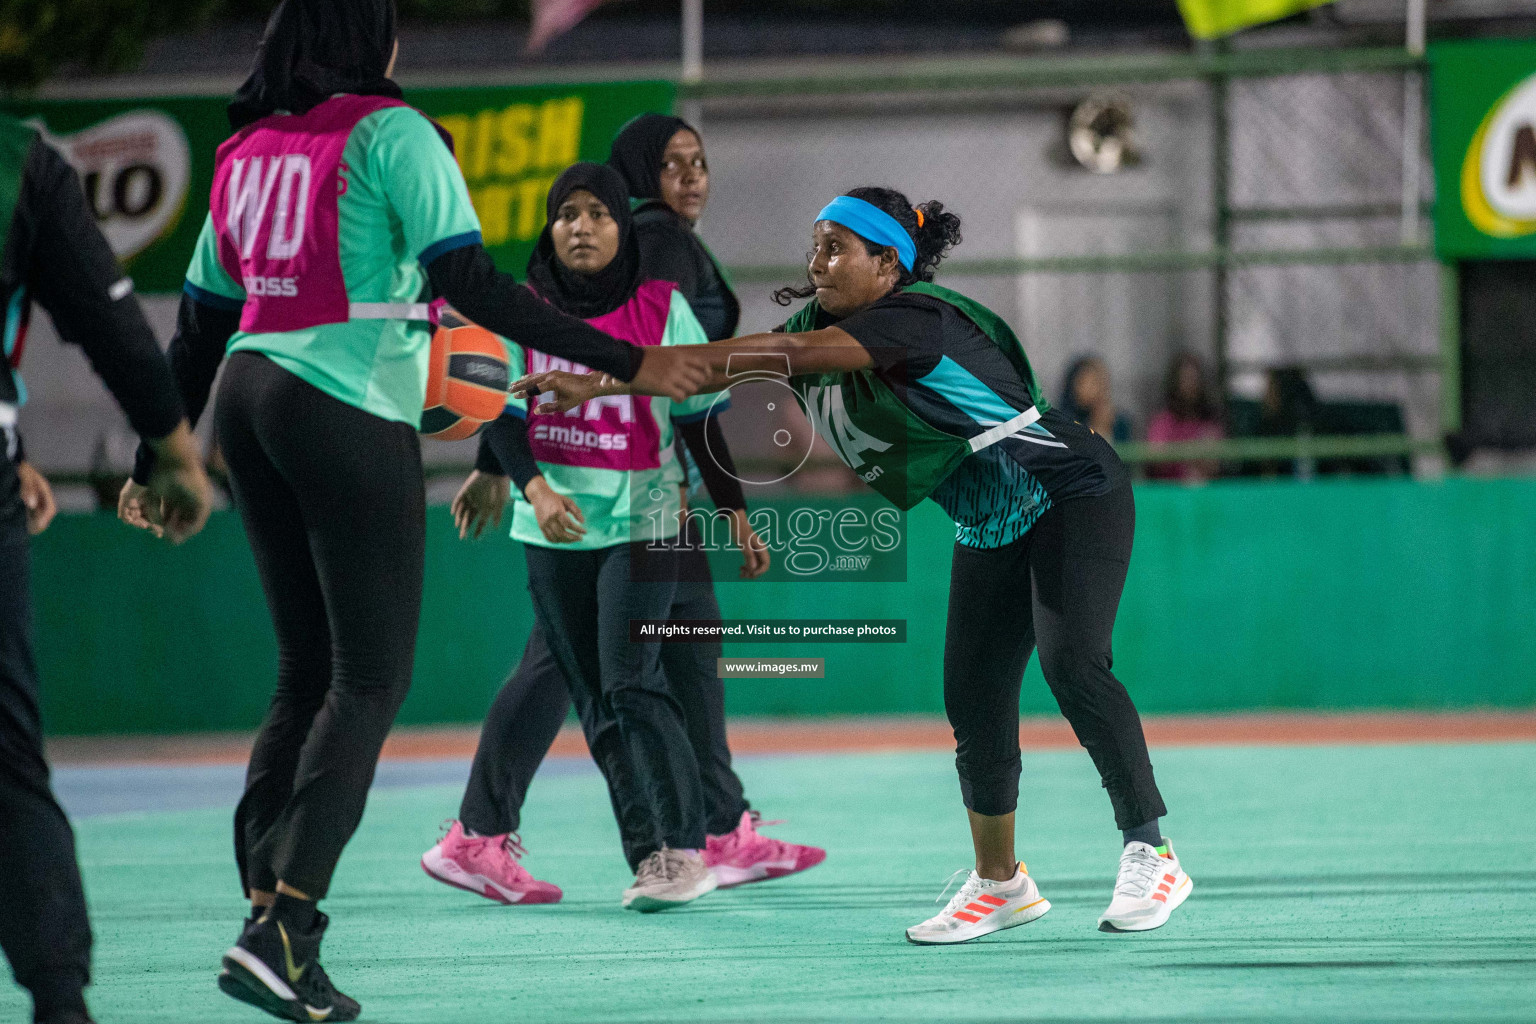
[420,308,511,440]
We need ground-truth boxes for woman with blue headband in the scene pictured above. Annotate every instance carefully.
[516,184,1192,945]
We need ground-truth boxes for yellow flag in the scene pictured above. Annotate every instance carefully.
[1178,0,1335,40]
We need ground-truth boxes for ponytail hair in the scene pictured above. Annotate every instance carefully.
[773,185,963,305]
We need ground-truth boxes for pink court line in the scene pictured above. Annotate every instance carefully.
[44,712,1536,767]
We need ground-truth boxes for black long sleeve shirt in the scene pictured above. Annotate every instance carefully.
[425,245,645,382]
[475,410,541,496]
[133,241,648,483]
[1,130,184,449]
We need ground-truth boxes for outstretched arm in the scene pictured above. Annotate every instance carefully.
[687,326,875,388]
[375,108,704,400]
[426,247,715,401]
[512,327,875,412]
[426,245,639,380]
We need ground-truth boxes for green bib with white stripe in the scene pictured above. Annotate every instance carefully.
[784,282,1047,511]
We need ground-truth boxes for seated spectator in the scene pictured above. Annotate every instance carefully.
[1147,351,1223,482]
[1060,355,1132,443]
[1250,365,1318,477]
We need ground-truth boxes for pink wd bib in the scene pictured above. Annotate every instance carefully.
[524,279,675,471]
[211,94,415,334]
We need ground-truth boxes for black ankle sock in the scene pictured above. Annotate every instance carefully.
[1122,819,1162,848]
[270,893,318,932]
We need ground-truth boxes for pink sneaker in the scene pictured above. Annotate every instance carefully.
[421,821,562,905]
[704,811,826,888]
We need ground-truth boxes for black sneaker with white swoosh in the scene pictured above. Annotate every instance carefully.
[220,911,360,1022]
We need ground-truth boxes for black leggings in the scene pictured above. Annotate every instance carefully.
[516,541,706,869]
[459,541,748,849]
[944,482,1166,830]
[0,477,92,1022]
[216,352,425,899]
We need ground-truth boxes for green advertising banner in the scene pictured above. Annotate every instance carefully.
[1,79,674,293]
[1430,38,1536,259]
[411,81,673,269]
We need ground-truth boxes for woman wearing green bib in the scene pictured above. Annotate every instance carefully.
[518,186,1193,944]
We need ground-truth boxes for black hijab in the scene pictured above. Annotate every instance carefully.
[228,0,402,130]
[608,112,697,202]
[525,163,641,320]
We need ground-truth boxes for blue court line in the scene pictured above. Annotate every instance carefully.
[51,758,600,819]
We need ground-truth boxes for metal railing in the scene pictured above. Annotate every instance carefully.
[677,45,1422,100]
[698,43,1450,469]
[48,45,1449,484]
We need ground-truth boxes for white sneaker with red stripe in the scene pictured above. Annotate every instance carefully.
[1098,839,1192,932]
[905,862,1051,945]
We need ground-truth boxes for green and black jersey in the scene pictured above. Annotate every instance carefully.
[0,113,182,464]
[785,283,1124,548]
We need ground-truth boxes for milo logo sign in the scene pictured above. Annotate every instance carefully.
[33,110,191,262]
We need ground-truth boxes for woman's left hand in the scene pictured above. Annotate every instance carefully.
[16,461,56,536]
[728,508,770,579]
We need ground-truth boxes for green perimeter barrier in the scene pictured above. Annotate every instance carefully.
[31,477,1536,735]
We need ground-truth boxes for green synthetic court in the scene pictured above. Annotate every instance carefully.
[7,742,1535,1023]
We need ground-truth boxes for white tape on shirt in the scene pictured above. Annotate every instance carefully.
[968,406,1042,453]
[0,402,17,462]
[348,302,433,321]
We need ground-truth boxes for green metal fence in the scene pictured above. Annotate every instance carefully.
[692,45,1448,470]
[42,44,1446,488]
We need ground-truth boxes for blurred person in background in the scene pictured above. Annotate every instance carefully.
[1146,351,1223,482]
[0,109,211,1024]
[1060,355,1133,444]
[1248,366,1317,478]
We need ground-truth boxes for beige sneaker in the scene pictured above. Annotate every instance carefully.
[622,847,718,912]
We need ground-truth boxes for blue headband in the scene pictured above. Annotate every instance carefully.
[816,196,916,272]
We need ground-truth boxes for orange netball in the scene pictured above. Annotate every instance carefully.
[421,313,510,440]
